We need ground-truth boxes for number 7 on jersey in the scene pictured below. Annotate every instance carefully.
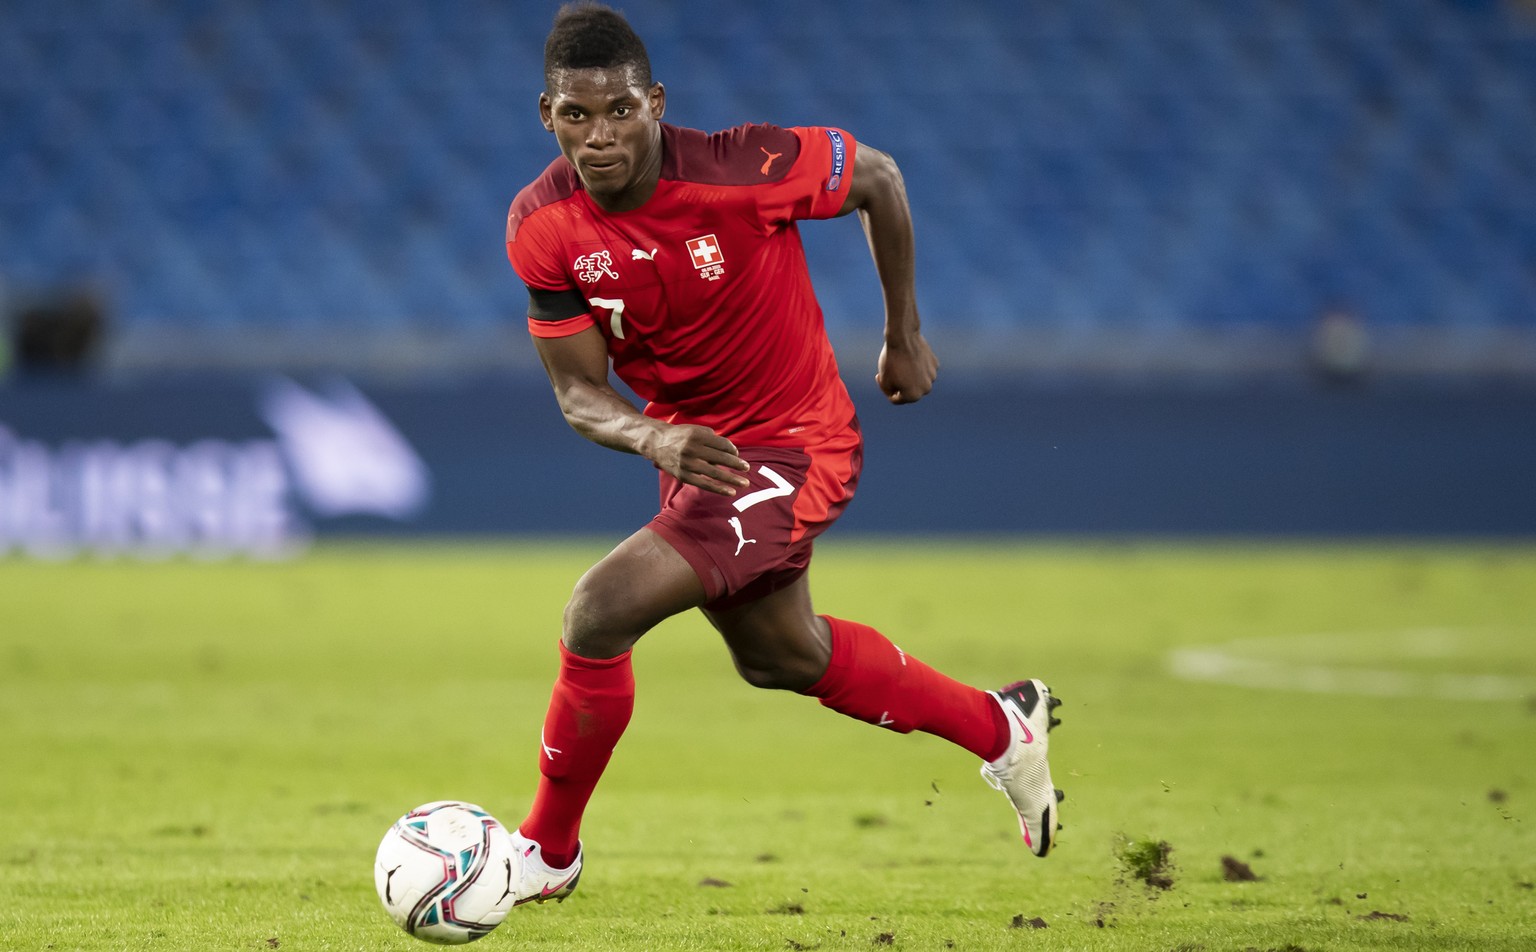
[589,297,626,339]
[732,465,795,512]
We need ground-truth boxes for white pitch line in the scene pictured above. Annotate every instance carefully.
[1167,630,1536,701]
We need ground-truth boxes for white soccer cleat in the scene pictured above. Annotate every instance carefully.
[980,679,1063,857]
[508,830,583,906]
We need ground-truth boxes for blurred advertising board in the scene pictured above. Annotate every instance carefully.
[3,376,1534,557]
[0,378,432,558]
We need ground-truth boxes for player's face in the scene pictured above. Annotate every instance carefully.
[541,66,666,213]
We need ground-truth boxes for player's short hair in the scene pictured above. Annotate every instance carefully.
[544,2,653,91]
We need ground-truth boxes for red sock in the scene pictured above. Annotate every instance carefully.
[802,616,1009,761]
[518,642,634,869]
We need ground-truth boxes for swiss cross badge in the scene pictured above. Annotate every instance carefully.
[686,234,725,281]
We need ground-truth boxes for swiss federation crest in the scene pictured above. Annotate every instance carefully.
[573,250,619,284]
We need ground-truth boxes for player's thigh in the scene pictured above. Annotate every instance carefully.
[564,527,708,656]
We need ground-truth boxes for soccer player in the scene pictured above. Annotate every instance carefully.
[503,2,1062,903]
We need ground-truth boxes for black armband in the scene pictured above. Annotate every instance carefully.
[527,285,589,324]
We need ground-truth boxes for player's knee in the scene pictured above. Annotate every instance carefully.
[731,653,825,692]
[562,572,639,657]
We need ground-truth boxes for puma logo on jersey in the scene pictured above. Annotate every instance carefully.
[631,247,657,261]
[727,516,756,556]
[759,146,784,175]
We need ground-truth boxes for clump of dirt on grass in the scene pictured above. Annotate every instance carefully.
[1357,910,1409,922]
[1008,914,1048,929]
[1221,855,1261,881]
[1117,836,1176,890]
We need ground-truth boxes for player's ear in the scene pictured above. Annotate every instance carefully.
[539,92,555,133]
[648,83,666,121]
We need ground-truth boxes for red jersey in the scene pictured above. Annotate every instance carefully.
[506,122,858,447]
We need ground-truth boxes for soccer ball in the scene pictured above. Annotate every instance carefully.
[374,801,517,945]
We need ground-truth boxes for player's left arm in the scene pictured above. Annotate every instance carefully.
[838,143,938,405]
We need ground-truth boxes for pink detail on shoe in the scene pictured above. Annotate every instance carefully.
[512,866,580,906]
[1011,709,1034,744]
[542,869,579,899]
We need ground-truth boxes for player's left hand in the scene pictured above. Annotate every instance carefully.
[876,333,938,405]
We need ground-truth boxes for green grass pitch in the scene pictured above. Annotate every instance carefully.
[3,541,1534,951]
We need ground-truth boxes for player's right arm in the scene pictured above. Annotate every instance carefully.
[532,325,751,497]
[509,177,748,495]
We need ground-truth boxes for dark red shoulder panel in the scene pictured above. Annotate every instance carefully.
[661,123,803,187]
[506,158,582,243]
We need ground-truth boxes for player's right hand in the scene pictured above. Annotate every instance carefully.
[649,424,752,496]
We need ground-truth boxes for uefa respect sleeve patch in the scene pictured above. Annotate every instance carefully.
[824,129,846,191]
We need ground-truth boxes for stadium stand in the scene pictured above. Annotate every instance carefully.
[1,0,1533,376]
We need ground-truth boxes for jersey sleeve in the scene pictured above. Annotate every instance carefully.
[506,207,596,339]
[754,126,857,225]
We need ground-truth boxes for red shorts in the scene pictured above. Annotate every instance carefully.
[648,421,862,611]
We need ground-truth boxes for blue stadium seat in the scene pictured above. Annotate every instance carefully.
[2,0,1533,345]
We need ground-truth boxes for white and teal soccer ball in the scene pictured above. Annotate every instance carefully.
[374,801,517,945]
